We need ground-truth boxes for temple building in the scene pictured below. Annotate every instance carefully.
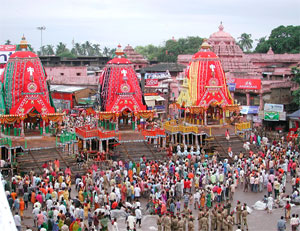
[123,44,149,70]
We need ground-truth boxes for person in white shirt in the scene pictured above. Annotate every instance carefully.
[59,203,66,214]
[109,190,117,204]
[14,212,21,231]
[193,190,200,209]
[46,198,53,211]
[135,206,142,228]
[134,185,141,199]
[32,205,40,227]
[112,218,119,231]
[290,213,298,231]
[127,213,136,230]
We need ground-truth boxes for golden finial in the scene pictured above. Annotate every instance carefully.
[115,44,124,57]
[19,35,28,49]
[200,39,211,50]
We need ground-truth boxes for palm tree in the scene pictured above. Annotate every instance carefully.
[103,47,110,57]
[4,40,11,45]
[44,45,54,55]
[83,41,93,56]
[93,44,102,56]
[238,33,253,52]
[71,43,82,56]
[55,42,69,55]
[40,46,47,55]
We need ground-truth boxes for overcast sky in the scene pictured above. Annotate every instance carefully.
[1,0,299,51]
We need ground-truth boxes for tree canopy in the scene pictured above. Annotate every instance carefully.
[255,25,300,54]
[36,41,118,58]
[291,67,300,107]
[135,36,203,62]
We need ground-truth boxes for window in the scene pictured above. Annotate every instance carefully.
[76,73,81,76]
[60,73,64,76]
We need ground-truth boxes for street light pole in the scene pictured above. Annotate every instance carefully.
[37,26,46,54]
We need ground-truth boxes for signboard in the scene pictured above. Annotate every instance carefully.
[234,79,261,90]
[260,110,286,121]
[227,83,236,91]
[264,111,279,121]
[145,71,171,79]
[253,116,262,123]
[264,103,284,112]
[0,45,16,64]
[279,112,286,121]
[146,78,159,86]
[240,106,259,114]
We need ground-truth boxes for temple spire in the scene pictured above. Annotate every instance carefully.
[219,21,224,31]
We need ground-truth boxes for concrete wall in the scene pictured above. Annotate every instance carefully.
[45,66,99,86]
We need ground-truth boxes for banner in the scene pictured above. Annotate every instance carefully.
[264,103,284,112]
[0,45,16,64]
[234,79,261,90]
[146,79,159,86]
[264,111,279,121]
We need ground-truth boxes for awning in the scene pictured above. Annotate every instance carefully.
[240,106,259,114]
[145,95,165,107]
[144,95,166,101]
[287,109,300,120]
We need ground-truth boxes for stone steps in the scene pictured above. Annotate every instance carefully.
[206,134,245,160]
[16,147,79,175]
[114,141,162,162]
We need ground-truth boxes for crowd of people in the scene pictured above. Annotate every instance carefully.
[1,127,300,231]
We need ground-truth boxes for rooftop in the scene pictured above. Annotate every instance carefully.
[141,62,186,72]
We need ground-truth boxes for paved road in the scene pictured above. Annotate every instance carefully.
[109,186,299,231]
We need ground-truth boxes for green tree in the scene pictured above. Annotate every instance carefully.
[71,43,83,56]
[108,48,116,58]
[268,25,300,53]
[292,67,300,107]
[102,46,110,57]
[4,40,11,45]
[238,33,253,52]
[255,37,270,53]
[255,25,300,53]
[92,44,102,56]
[55,42,69,56]
[135,36,203,62]
[70,41,102,56]
[135,44,160,61]
[57,51,76,58]
[40,45,54,56]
